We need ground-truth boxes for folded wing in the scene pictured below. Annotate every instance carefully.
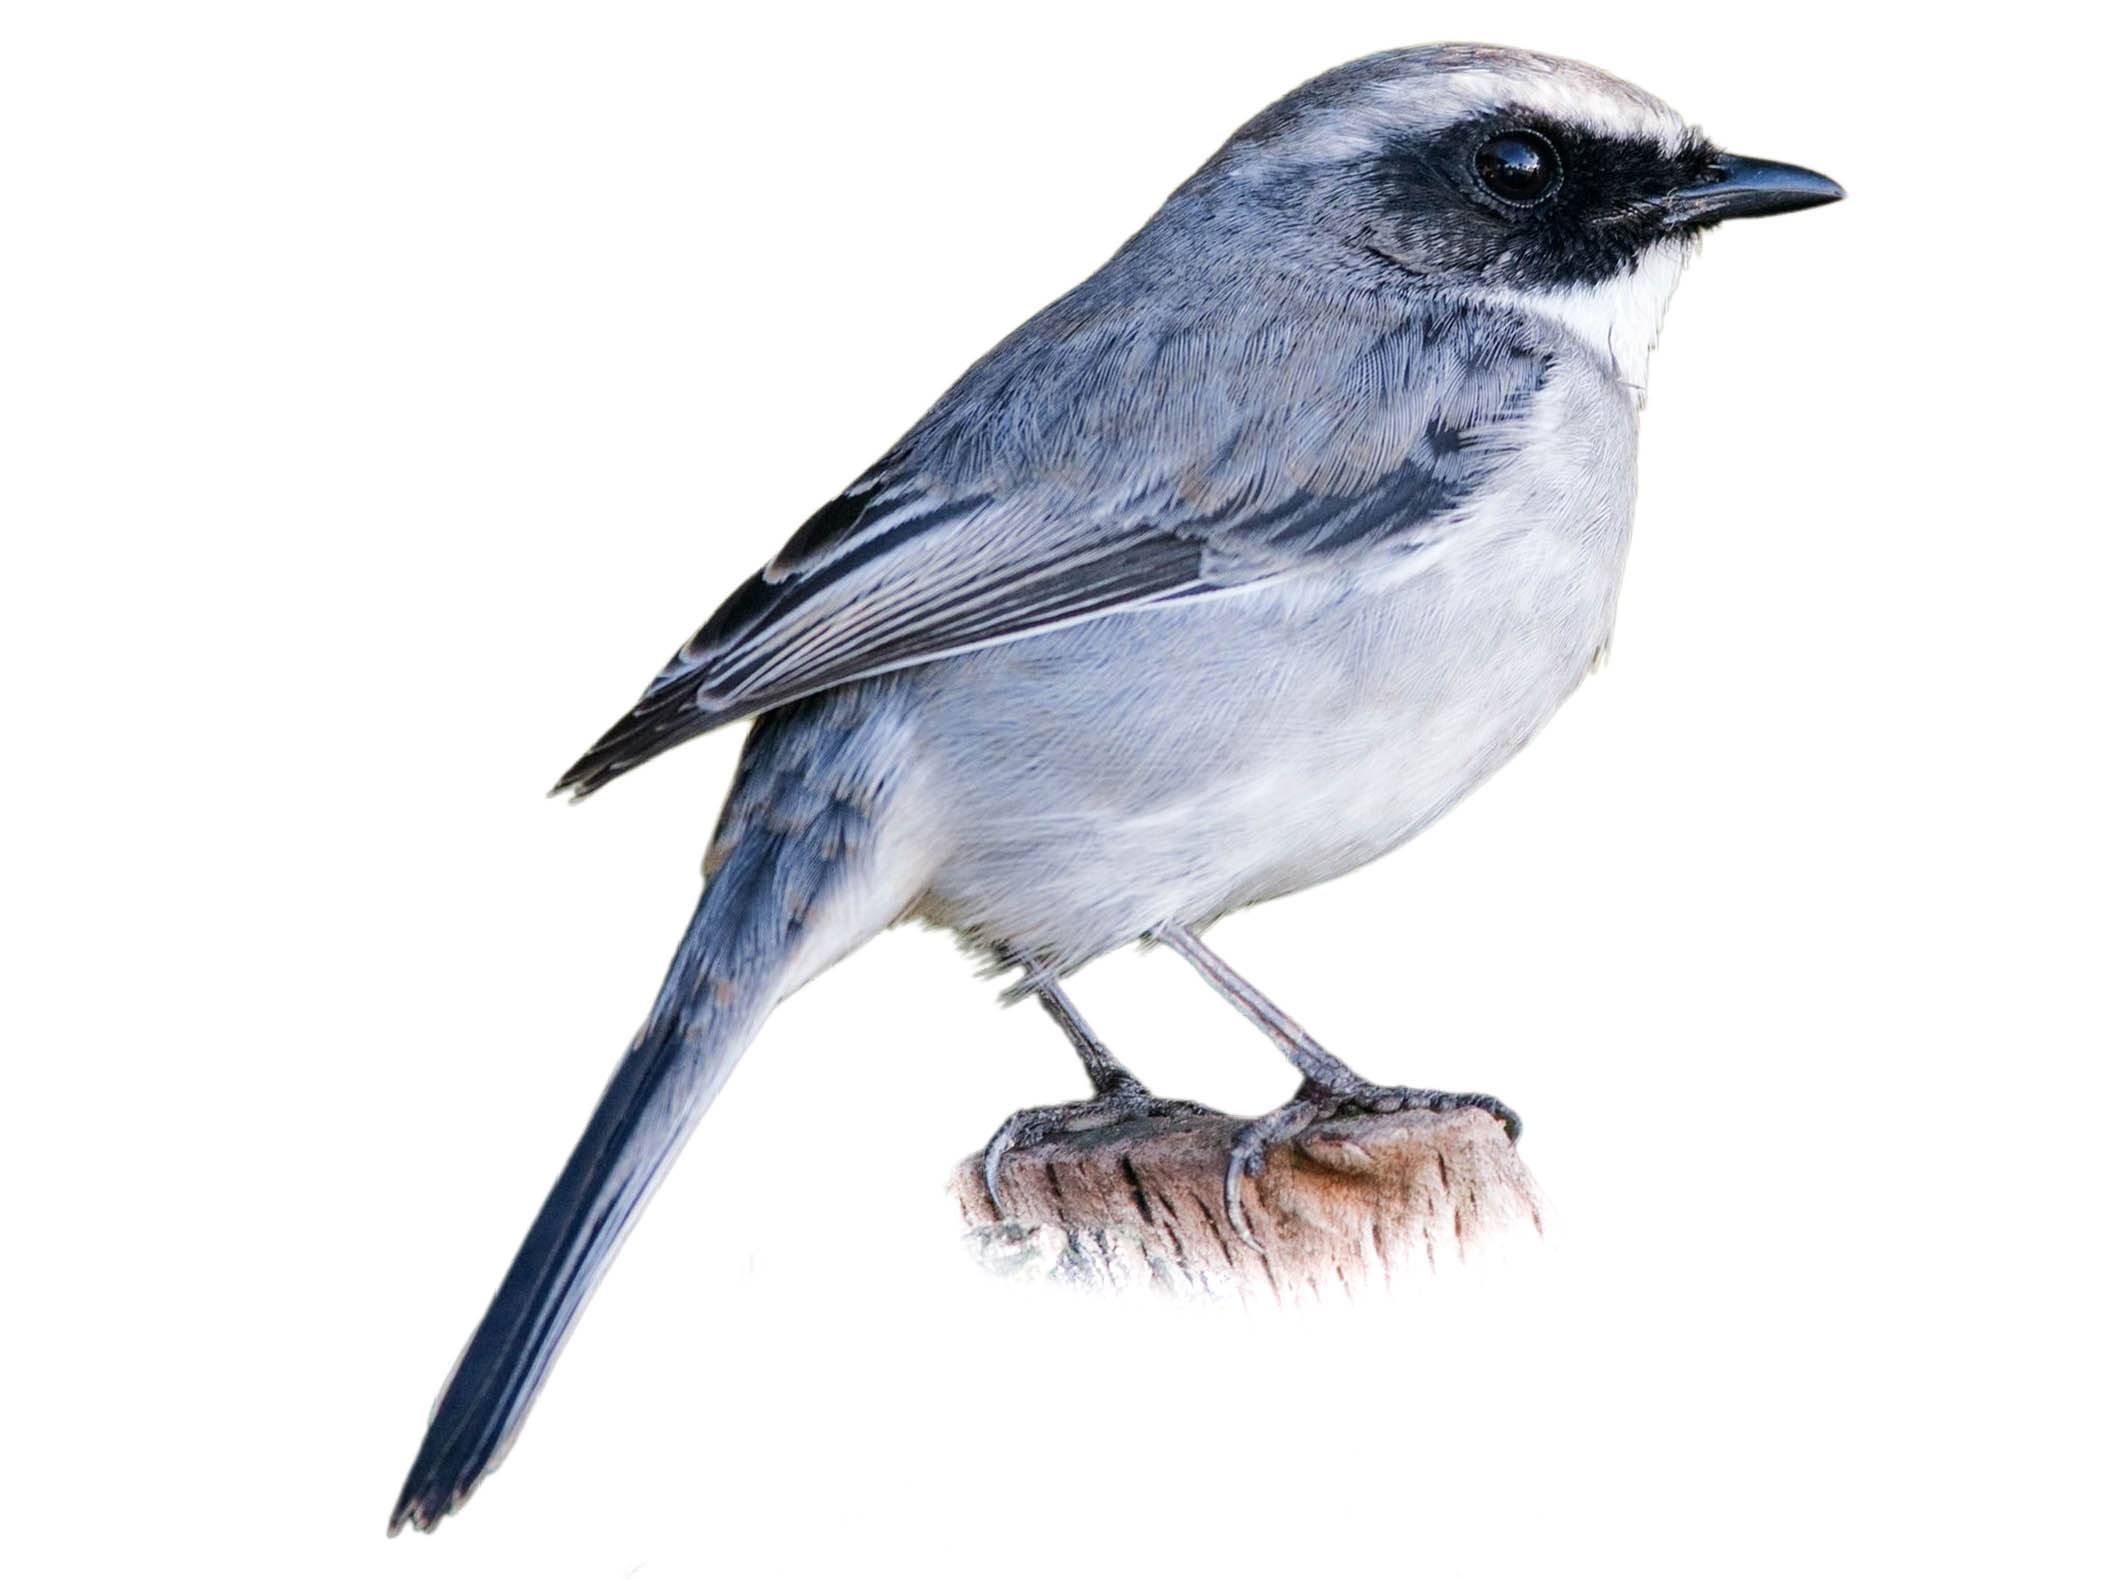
[555,302,1549,798]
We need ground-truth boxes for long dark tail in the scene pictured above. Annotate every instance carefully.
[390,697,905,1533]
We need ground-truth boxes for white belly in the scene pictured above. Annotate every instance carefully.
[901,505,1629,967]
[899,359,1641,968]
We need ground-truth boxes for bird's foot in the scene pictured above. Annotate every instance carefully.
[981,1079,1221,1218]
[1223,1079,1522,1248]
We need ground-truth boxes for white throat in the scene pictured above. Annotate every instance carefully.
[1493,241,1693,401]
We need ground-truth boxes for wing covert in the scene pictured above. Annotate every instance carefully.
[555,305,1550,798]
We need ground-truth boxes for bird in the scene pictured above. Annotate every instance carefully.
[390,43,1842,1532]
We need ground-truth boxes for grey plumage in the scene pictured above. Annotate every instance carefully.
[394,689,919,1527]
[557,293,1549,798]
[394,43,1841,1531]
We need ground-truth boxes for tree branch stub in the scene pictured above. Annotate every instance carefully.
[953,1105,1542,1298]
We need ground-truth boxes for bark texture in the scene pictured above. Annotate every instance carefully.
[953,1105,1541,1299]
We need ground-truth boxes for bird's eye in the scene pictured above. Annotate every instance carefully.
[1475,130,1562,205]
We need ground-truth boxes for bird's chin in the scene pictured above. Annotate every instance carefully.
[1475,237,1696,398]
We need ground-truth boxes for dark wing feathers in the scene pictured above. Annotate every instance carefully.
[554,301,1549,798]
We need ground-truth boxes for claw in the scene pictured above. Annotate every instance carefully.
[1217,1081,1523,1252]
[1222,1147,1265,1252]
[979,1087,1223,1223]
[981,1106,1057,1218]
[1338,1081,1522,1145]
[982,1123,1019,1218]
[1221,1108,1293,1252]
[1487,1096,1524,1143]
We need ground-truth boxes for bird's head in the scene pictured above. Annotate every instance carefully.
[1173,44,1843,387]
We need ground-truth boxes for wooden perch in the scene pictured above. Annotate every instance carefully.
[953,1106,1542,1299]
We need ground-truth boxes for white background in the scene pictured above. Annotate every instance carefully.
[3,3,2099,1575]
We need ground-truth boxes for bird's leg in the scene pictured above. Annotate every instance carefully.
[1150,920,1522,1246]
[980,968,1220,1218]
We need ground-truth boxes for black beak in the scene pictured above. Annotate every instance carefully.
[1665,154,1845,227]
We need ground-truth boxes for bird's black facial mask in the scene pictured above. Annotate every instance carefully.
[1365,114,1721,288]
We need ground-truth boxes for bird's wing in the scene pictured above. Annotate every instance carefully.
[556,301,1549,797]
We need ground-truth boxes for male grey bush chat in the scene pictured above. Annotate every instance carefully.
[392,44,1842,1532]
